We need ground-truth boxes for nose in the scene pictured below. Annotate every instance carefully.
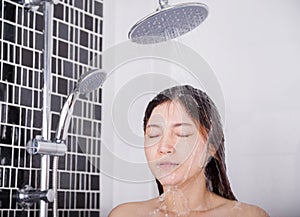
[157,133,175,155]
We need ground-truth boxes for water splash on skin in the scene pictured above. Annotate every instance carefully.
[232,201,243,211]
[183,146,196,181]
[149,136,212,216]
[149,186,191,217]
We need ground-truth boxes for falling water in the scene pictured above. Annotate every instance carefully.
[127,3,226,215]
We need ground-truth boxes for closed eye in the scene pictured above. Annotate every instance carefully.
[176,133,192,138]
[148,134,161,138]
[146,125,163,139]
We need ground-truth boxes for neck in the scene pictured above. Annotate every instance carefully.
[159,172,214,214]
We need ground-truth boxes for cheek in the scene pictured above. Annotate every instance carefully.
[176,136,207,172]
[144,141,157,162]
[144,146,161,177]
[190,141,208,169]
[144,147,151,161]
[175,135,202,161]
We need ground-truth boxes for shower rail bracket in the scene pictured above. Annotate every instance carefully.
[16,185,54,209]
[26,135,67,156]
[23,0,59,11]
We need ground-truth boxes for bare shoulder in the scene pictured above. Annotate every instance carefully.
[231,201,270,217]
[108,202,140,217]
[108,199,157,217]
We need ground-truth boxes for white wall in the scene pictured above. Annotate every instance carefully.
[102,0,300,217]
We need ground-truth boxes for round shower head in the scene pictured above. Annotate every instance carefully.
[128,2,209,44]
[77,69,106,94]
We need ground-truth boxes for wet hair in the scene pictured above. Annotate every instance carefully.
[143,85,237,200]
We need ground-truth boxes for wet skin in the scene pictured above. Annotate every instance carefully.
[109,101,269,217]
[144,100,208,187]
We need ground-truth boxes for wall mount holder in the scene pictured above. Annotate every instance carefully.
[16,185,54,209]
[26,135,67,156]
[23,0,59,11]
[17,135,65,208]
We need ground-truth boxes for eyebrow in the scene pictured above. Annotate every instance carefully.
[146,123,194,128]
[172,123,194,128]
[146,124,162,129]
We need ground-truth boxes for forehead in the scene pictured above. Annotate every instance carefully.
[149,101,194,125]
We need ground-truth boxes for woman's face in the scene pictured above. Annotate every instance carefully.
[144,100,208,186]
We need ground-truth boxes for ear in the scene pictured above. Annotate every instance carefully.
[198,144,215,168]
[198,144,216,168]
[207,144,217,158]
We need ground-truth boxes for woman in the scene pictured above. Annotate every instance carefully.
[109,85,269,217]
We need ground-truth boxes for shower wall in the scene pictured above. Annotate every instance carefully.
[0,0,103,216]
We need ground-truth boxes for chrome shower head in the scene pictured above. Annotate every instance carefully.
[76,69,107,94]
[55,69,106,142]
[128,1,209,44]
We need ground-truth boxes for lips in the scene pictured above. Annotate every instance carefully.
[157,161,179,169]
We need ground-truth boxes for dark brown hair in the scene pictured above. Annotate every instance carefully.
[143,85,236,200]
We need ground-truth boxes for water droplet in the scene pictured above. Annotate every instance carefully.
[159,193,166,202]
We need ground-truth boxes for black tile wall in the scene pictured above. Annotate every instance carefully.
[0,0,103,216]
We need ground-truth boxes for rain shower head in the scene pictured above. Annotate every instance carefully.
[128,0,209,44]
[55,69,106,142]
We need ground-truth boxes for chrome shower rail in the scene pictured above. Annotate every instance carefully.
[41,0,52,144]
[40,1,53,217]
[16,1,57,217]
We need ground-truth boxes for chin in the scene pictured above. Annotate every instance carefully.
[157,173,184,187]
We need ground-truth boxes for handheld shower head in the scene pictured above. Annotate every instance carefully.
[55,69,106,142]
[76,69,107,94]
[128,1,208,44]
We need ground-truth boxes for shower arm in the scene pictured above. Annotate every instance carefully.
[159,0,169,8]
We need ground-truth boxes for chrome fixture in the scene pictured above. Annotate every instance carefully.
[19,0,106,216]
[52,68,106,217]
[26,69,106,157]
[55,69,107,143]
[19,0,58,216]
[17,185,54,209]
[40,0,53,216]
[128,0,209,44]
[22,69,106,216]
[26,135,67,156]
[23,0,59,11]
